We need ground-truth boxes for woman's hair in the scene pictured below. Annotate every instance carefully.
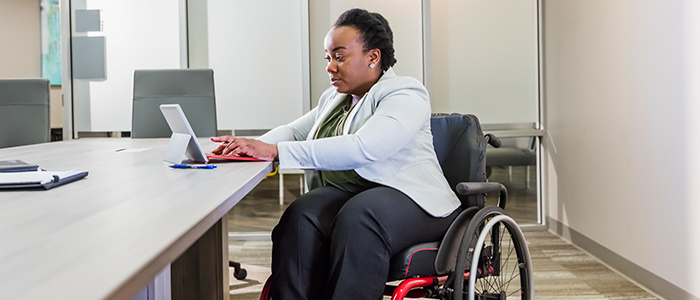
[334,8,397,71]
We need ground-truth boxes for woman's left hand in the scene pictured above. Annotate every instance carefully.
[212,136,278,161]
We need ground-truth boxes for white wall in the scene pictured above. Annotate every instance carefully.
[543,0,700,298]
[426,0,538,125]
[308,0,331,108]
[206,0,308,130]
[0,0,40,78]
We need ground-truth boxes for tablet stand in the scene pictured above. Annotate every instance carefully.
[163,132,191,164]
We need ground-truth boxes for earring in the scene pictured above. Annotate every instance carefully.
[369,63,376,68]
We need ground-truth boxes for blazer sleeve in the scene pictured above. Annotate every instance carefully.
[256,107,318,144]
[277,78,430,170]
[256,86,337,144]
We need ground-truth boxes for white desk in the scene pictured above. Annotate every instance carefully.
[0,138,273,300]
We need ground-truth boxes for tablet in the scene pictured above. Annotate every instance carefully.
[160,104,209,163]
[159,104,263,163]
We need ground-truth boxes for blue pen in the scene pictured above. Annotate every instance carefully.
[170,164,217,169]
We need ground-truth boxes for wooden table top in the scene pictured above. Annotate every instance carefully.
[0,138,272,299]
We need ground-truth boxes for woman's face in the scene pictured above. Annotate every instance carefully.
[324,26,381,97]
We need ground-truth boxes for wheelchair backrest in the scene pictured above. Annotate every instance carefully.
[430,113,487,209]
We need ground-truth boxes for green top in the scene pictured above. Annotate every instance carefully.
[314,96,379,194]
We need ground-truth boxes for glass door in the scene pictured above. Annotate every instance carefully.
[65,0,186,137]
[424,0,544,227]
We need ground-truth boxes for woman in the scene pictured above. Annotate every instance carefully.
[211,8,461,299]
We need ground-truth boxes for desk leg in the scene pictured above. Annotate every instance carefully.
[279,173,285,205]
[299,175,304,196]
[170,216,229,300]
[132,265,171,300]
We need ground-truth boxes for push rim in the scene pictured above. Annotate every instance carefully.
[467,214,533,300]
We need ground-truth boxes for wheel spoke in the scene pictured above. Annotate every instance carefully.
[482,275,498,292]
[477,221,508,297]
[477,225,524,299]
[499,223,506,290]
[484,228,498,293]
[459,207,532,300]
[504,238,518,293]
[501,271,519,289]
[477,219,490,294]
[507,289,520,297]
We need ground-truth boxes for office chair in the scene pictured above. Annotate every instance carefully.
[259,114,534,300]
[0,79,51,148]
[485,137,537,188]
[131,69,217,138]
[132,69,248,280]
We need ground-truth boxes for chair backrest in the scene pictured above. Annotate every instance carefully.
[430,113,487,209]
[132,69,217,138]
[429,114,489,275]
[0,79,51,148]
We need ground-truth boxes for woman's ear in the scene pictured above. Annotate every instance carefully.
[368,49,381,66]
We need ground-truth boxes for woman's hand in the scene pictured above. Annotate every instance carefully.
[210,136,278,161]
[210,136,234,155]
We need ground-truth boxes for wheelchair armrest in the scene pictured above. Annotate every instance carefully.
[455,182,508,209]
[455,182,503,195]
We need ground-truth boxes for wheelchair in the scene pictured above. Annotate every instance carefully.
[259,113,534,300]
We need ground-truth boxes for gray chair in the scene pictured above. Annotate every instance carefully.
[0,79,51,148]
[131,69,217,138]
[485,137,537,187]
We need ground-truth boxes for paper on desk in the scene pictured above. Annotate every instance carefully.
[0,170,82,185]
[113,148,151,153]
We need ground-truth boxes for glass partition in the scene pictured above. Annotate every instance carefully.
[483,136,541,225]
[426,0,543,226]
[68,0,185,136]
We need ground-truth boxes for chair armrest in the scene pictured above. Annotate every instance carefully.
[455,182,503,194]
[485,133,501,148]
[455,182,508,209]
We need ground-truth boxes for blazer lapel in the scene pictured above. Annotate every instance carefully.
[306,92,346,140]
[343,94,366,134]
[342,68,397,135]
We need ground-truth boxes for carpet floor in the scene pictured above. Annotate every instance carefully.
[228,231,658,299]
[226,170,659,299]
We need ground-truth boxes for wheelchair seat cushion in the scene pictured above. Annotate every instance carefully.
[388,242,440,281]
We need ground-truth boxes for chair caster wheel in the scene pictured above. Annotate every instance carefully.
[234,268,247,280]
[229,261,247,280]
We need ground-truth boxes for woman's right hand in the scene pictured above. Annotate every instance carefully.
[210,135,278,161]
[210,135,234,155]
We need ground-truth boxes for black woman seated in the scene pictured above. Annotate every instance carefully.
[211,8,461,300]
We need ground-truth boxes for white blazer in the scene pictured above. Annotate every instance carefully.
[257,68,461,217]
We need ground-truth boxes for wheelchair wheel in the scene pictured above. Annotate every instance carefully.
[453,206,534,300]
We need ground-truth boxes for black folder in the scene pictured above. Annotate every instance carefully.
[0,160,40,173]
[0,169,88,190]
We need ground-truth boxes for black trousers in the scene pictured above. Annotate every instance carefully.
[270,185,460,300]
